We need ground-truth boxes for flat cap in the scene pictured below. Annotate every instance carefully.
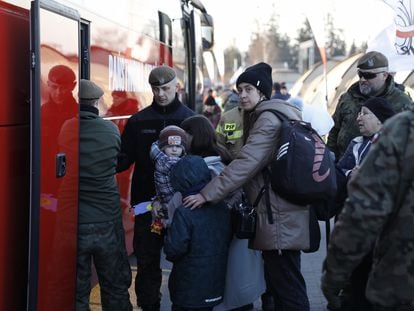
[79,79,104,100]
[357,51,388,72]
[148,65,176,86]
[48,65,76,84]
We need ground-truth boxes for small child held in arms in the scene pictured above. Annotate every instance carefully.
[164,155,232,311]
[150,125,187,234]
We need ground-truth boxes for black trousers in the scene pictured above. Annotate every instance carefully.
[262,250,310,311]
[133,212,164,309]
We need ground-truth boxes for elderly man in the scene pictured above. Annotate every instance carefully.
[117,65,194,311]
[327,51,412,160]
[74,80,132,310]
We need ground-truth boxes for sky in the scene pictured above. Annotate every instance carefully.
[202,0,395,53]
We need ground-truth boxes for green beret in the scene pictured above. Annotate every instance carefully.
[148,65,176,86]
[79,79,104,100]
[357,51,388,72]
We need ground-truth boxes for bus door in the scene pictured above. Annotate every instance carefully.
[29,0,80,310]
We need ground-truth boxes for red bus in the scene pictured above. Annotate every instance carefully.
[0,0,215,309]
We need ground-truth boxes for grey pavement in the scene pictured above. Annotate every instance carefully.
[122,220,331,311]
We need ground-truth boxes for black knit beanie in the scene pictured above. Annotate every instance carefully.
[363,97,396,123]
[236,62,273,99]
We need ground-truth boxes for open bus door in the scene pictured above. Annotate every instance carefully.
[29,0,80,310]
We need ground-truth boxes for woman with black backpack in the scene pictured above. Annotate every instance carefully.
[183,63,311,311]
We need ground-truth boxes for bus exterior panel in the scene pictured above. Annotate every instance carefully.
[0,2,30,310]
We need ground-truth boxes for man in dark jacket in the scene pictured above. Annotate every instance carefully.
[327,51,412,160]
[75,80,132,310]
[117,65,194,311]
[165,155,232,311]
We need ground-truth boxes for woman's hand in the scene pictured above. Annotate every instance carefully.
[183,194,206,209]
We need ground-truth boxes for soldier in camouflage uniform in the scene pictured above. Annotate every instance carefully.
[321,106,414,310]
[75,80,132,310]
[327,51,412,160]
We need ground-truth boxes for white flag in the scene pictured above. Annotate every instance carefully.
[368,0,414,72]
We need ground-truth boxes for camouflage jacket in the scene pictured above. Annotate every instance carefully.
[327,76,412,160]
[216,106,244,159]
[323,107,414,307]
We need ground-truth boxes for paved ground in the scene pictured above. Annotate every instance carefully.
[91,221,331,310]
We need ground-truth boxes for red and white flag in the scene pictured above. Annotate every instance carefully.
[368,0,414,72]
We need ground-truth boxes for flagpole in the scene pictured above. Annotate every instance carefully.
[319,47,329,109]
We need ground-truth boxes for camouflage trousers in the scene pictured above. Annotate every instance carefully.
[76,219,132,311]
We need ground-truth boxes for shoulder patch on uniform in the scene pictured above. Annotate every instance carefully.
[224,123,236,132]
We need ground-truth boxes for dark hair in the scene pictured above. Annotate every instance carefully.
[180,115,232,164]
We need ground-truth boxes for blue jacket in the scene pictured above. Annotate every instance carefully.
[164,155,232,308]
[165,204,232,308]
[337,135,373,175]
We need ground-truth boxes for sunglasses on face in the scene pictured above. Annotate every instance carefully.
[357,70,382,80]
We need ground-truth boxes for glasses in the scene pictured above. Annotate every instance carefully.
[357,70,383,80]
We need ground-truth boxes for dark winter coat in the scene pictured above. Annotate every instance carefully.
[165,204,231,308]
[164,155,232,309]
[117,95,194,205]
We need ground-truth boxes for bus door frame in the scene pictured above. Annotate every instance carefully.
[29,1,80,310]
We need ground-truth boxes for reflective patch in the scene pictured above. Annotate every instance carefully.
[224,123,236,131]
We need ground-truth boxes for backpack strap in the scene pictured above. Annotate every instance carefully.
[256,109,288,225]
[263,171,273,224]
[260,109,289,123]
[249,178,273,224]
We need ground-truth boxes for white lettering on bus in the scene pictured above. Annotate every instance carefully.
[108,54,154,92]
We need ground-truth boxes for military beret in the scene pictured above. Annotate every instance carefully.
[148,65,176,86]
[357,51,389,72]
[48,65,76,84]
[79,79,104,100]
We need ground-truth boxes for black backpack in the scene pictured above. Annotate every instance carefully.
[261,109,338,221]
